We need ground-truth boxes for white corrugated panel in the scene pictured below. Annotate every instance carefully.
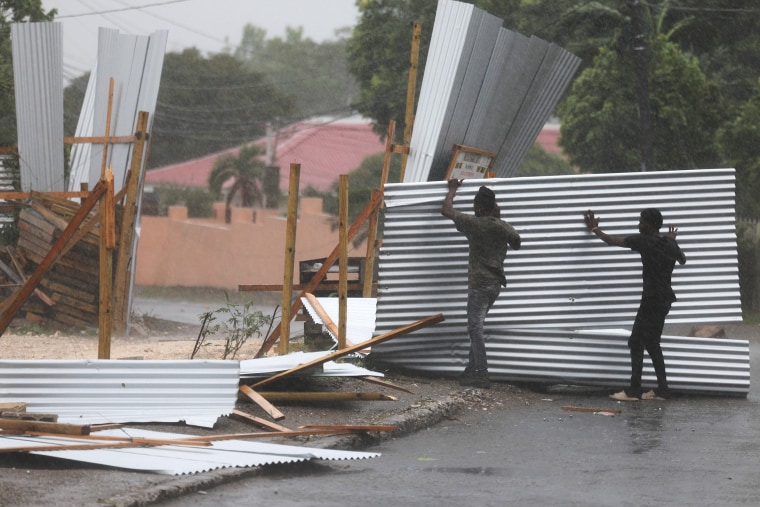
[11,22,64,191]
[239,351,384,379]
[301,296,378,347]
[404,0,581,182]
[370,328,750,395]
[68,27,167,192]
[369,169,747,394]
[0,360,239,428]
[1,428,379,475]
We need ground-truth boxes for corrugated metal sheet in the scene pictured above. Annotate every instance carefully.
[11,22,64,192]
[69,27,167,191]
[0,360,239,428]
[2,428,379,475]
[369,169,747,394]
[240,351,384,379]
[301,296,378,347]
[404,0,581,183]
[370,328,750,395]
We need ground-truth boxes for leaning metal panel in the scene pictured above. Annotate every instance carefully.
[11,22,64,192]
[370,169,745,394]
[405,0,580,183]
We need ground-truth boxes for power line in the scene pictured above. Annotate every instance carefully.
[54,0,191,18]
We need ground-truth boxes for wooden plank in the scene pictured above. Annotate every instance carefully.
[358,376,415,394]
[0,402,25,412]
[239,385,285,421]
[113,110,150,331]
[230,409,293,432]
[303,292,355,347]
[252,313,445,389]
[0,418,90,436]
[257,392,398,402]
[279,163,300,355]
[239,283,369,292]
[0,180,107,336]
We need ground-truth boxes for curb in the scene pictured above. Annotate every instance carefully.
[107,396,466,507]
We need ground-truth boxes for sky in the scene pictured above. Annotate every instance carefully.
[41,0,360,82]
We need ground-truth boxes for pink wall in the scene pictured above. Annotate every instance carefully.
[134,197,369,290]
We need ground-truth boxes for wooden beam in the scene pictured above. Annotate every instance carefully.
[0,191,90,200]
[280,163,300,355]
[230,409,293,432]
[0,418,90,436]
[303,292,355,347]
[358,376,415,394]
[249,190,384,358]
[113,111,150,332]
[257,392,398,402]
[561,405,621,415]
[63,134,136,145]
[400,21,421,181]
[251,313,445,389]
[0,181,107,336]
[239,385,285,421]
[98,169,115,359]
[338,174,348,350]
[100,77,115,179]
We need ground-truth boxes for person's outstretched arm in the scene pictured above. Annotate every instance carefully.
[441,179,462,219]
[583,209,625,247]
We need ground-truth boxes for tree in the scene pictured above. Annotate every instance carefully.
[235,25,358,121]
[558,38,722,173]
[718,79,760,219]
[208,144,266,223]
[0,0,55,147]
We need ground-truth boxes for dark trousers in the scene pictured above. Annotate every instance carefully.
[466,283,501,372]
[628,297,671,396]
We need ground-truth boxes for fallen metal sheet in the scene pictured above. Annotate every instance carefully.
[1,428,379,475]
[0,360,239,428]
[239,351,384,379]
[300,296,378,347]
[11,22,65,192]
[369,328,750,396]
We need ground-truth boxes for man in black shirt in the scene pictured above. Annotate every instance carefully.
[583,208,687,401]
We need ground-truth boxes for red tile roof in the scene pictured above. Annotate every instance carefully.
[144,116,386,192]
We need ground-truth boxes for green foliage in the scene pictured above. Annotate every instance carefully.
[0,0,55,147]
[558,39,722,172]
[516,144,575,177]
[208,144,266,221]
[347,0,439,138]
[194,293,273,360]
[145,49,294,168]
[718,80,760,220]
[235,25,358,120]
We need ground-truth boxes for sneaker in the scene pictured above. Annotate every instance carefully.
[641,389,669,400]
[459,369,491,389]
[609,390,640,401]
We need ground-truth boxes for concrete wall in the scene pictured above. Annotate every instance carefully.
[134,197,368,290]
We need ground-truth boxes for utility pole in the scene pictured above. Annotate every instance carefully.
[628,0,653,172]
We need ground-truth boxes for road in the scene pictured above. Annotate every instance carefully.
[152,340,760,506]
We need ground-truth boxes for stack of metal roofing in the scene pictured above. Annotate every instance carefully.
[10,22,166,193]
[404,0,581,183]
[370,169,750,395]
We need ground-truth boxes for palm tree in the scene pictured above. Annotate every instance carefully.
[208,144,265,223]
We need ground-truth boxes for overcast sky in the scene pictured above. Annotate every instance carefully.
[42,0,359,82]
